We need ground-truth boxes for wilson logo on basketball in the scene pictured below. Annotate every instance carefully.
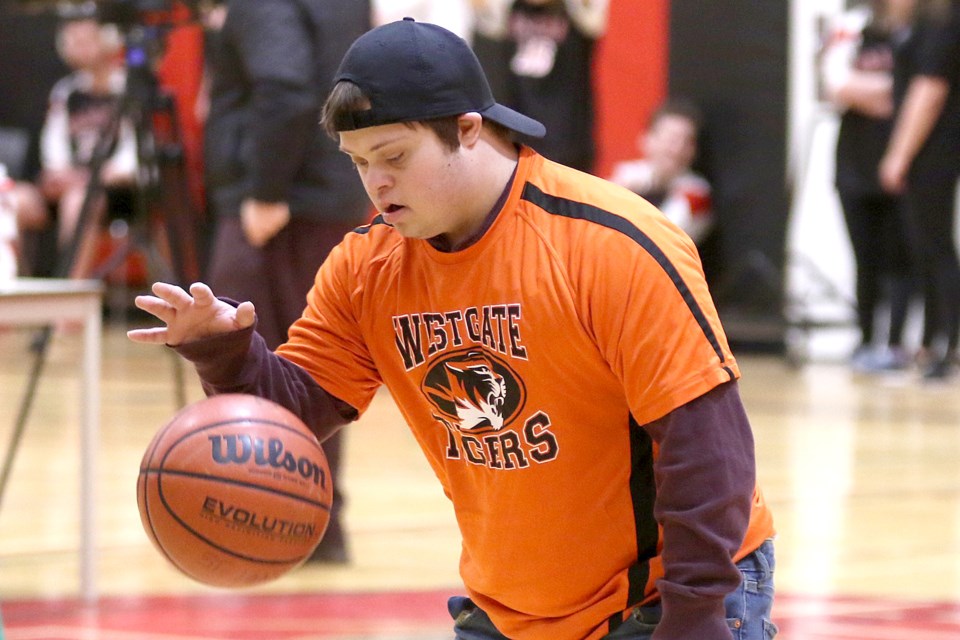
[208,433,327,488]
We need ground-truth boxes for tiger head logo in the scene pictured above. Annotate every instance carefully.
[421,349,526,433]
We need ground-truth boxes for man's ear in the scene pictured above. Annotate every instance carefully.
[457,113,484,147]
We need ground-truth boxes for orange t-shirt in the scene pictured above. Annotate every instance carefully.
[278,147,774,638]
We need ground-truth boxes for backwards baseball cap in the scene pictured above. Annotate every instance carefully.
[331,18,546,138]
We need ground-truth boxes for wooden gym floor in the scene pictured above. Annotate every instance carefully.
[1,319,959,639]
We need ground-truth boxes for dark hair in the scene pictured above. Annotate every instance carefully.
[321,80,513,151]
[648,97,705,132]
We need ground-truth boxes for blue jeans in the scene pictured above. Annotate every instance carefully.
[449,539,778,639]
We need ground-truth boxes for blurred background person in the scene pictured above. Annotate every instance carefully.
[0,163,48,279]
[191,0,229,128]
[608,98,714,248]
[7,180,49,278]
[0,164,21,280]
[472,0,608,173]
[0,7,68,187]
[201,0,372,563]
[821,0,916,374]
[880,0,960,380]
[372,0,474,42]
[38,16,137,280]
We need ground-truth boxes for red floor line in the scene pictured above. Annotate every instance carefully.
[4,591,960,639]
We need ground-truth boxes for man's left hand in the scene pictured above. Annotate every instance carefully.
[241,199,291,247]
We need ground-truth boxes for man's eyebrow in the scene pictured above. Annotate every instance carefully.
[340,136,406,155]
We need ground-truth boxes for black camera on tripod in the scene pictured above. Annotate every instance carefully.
[10,0,205,285]
[0,0,204,505]
[15,0,202,68]
[95,0,180,27]
[14,0,200,25]
[12,0,197,26]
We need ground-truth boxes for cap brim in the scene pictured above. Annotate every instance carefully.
[482,103,546,138]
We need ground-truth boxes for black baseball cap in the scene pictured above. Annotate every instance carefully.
[331,18,546,138]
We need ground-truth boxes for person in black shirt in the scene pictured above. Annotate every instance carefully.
[821,0,916,373]
[472,0,608,173]
[201,0,373,561]
[880,0,960,380]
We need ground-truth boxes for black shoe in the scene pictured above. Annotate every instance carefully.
[922,356,956,381]
[305,516,350,565]
[306,537,350,564]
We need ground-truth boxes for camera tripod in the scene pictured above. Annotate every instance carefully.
[0,23,204,505]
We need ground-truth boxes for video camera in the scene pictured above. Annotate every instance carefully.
[94,0,182,28]
[11,0,203,83]
[11,0,202,30]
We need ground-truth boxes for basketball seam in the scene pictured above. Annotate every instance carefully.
[153,470,325,566]
[144,468,332,511]
[140,419,188,577]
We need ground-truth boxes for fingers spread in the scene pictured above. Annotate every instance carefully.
[189,282,216,306]
[235,301,256,329]
[151,282,192,309]
[134,294,177,324]
[126,327,170,344]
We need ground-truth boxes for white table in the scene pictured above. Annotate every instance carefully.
[0,277,103,603]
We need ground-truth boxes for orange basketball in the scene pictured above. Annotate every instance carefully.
[137,394,331,587]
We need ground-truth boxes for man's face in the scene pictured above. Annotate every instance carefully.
[642,113,698,181]
[59,20,111,71]
[339,122,474,244]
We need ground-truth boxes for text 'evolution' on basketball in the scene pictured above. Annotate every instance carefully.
[200,496,318,540]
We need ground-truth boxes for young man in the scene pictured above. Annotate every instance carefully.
[129,19,776,640]
[608,98,714,247]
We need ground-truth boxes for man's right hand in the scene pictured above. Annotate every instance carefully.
[127,282,256,346]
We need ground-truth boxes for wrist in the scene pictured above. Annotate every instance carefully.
[653,582,731,640]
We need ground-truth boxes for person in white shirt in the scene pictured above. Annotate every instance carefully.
[39,17,137,279]
[609,98,714,247]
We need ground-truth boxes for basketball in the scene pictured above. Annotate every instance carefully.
[136,394,332,588]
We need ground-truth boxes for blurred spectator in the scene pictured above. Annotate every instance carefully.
[472,0,608,173]
[372,0,473,42]
[0,161,48,279]
[608,98,714,247]
[821,0,916,373]
[192,1,229,127]
[879,0,960,380]
[11,181,48,237]
[0,9,69,183]
[10,181,49,276]
[38,16,137,279]
[201,0,372,563]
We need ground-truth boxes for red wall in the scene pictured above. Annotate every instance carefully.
[155,3,206,213]
[593,0,669,177]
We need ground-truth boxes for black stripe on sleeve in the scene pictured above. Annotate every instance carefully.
[520,182,731,369]
[627,414,658,607]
